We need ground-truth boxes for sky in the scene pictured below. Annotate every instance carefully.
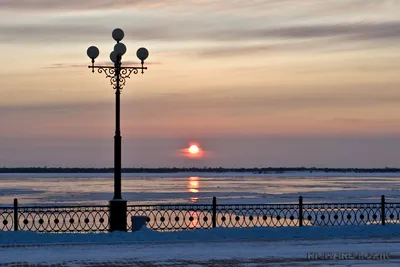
[1,0,400,168]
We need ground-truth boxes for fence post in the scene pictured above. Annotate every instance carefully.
[13,198,18,231]
[299,196,303,227]
[212,196,217,228]
[381,195,385,226]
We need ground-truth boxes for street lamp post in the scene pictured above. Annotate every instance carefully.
[86,28,149,232]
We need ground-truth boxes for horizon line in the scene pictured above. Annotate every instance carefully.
[0,166,399,173]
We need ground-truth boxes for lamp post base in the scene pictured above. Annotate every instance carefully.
[109,199,127,232]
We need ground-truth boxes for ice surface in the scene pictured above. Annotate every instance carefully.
[1,172,400,206]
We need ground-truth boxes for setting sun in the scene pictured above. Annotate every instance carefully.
[188,145,200,154]
[179,143,205,160]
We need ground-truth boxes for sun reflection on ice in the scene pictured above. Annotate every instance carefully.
[188,176,199,202]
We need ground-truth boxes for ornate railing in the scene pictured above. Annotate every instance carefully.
[386,203,400,224]
[16,205,110,232]
[303,203,382,226]
[127,204,213,231]
[1,196,399,232]
[0,207,13,231]
[1,200,109,232]
[216,204,300,227]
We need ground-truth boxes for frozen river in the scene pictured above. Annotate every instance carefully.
[0,172,399,206]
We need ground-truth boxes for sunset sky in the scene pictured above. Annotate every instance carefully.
[1,0,400,168]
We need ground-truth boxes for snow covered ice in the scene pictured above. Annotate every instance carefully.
[1,225,400,266]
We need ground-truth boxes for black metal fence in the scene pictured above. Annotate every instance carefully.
[1,195,399,233]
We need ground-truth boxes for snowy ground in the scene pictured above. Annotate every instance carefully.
[1,225,400,266]
[1,238,400,266]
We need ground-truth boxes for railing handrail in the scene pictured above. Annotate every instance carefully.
[2,203,400,209]
[127,204,213,207]
[1,205,110,209]
[2,202,400,209]
[128,202,400,207]
[2,202,400,210]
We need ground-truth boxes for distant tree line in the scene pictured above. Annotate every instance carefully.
[0,167,399,173]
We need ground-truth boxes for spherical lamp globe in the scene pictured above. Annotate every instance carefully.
[137,47,149,61]
[87,46,99,60]
[114,43,127,56]
[112,28,124,42]
[109,51,117,63]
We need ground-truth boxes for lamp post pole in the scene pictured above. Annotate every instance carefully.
[86,29,149,232]
[114,54,122,200]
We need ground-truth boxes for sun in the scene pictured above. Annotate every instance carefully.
[179,143,204,159]
[188,145,199,154]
